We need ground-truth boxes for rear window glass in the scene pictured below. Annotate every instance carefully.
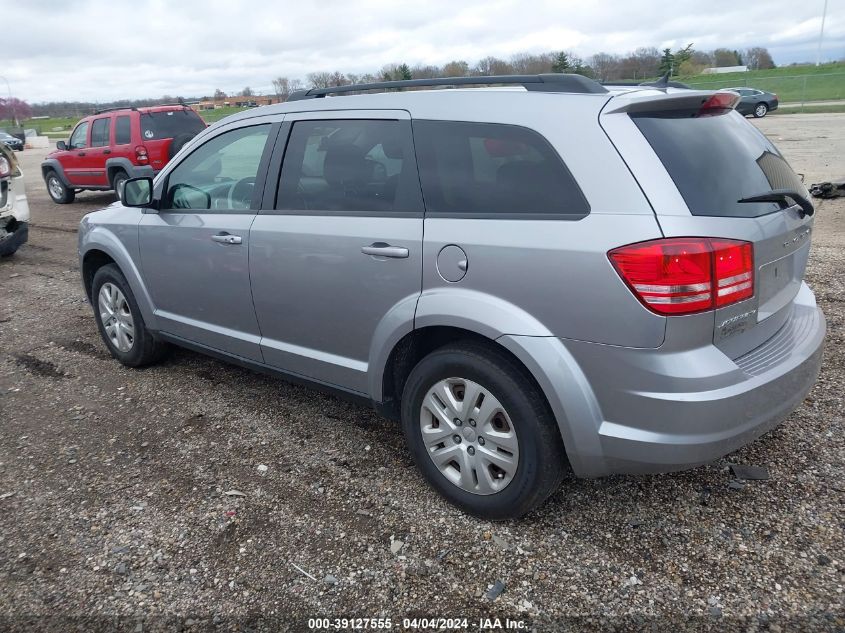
[413,120,589,218]
[140,109,205,140]
[633,111,806,218]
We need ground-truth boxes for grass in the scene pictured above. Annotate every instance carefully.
[677,62,845,102]
[771,103,845,114]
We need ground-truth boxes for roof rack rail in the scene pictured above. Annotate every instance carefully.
[93,106,138,115]
[287,73,608,101]
[94,101,188,115]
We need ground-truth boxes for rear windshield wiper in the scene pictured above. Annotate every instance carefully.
[737,189,815,217]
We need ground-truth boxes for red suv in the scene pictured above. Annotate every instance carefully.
[41,105,206,204]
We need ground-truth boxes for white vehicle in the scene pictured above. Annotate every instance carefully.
[0,143,29,257]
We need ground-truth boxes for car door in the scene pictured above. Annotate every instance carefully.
[249,111,424,394]
[84,116,112,186]
[138,119,279,361]
[63,120,91,186]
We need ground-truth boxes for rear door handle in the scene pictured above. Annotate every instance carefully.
[361,243,409,259]
[103,149,111,155]
[212,233,242,245]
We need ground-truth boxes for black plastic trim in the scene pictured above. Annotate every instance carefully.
[155,331,373,406]
[288,73,607,101]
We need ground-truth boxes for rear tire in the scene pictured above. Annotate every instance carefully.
[753,103,768,118]
[111,170,129,201]
[401,341,566,520]
[92,264,169,367]
[45,171,75,204]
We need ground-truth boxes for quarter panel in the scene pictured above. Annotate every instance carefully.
[421,214,666,347]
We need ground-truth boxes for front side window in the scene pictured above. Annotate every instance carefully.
[164,125,271,211]
[69,121,89,149]
[276,119,421,214]
[115,116,131,145]
[413,120,589,218]
[90,118,110,147]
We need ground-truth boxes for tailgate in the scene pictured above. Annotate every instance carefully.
[600,90,815,358]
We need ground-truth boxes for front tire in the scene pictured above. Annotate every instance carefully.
[753,103,768,118]
[92,264,169,367]
[45,171,75,204]
[111,170,128,201]
[401,341,566,520]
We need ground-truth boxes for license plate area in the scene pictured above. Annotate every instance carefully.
[757,242,809,321]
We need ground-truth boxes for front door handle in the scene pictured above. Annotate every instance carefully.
[212,233,242,245]
[361,243,409,259]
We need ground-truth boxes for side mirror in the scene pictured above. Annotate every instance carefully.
[56,140,67,151]
[122,177,154,208]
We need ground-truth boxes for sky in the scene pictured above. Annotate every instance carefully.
[3,0,843,103]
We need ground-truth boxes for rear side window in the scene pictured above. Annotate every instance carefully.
[90,118,110,147]
[140,109,205,140]
[276,119,422,214]
[115,115,131,145]
[633,111,805,218]
[413,120,589,218]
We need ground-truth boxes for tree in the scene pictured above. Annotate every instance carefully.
[272,77,290,97]
[442,60,469,77]
[0,97,31,124]
[551,51,571,73]
[307,72,334,88]
[658,48,674,75]
[510,52,556,74]
[475,56,512,76]
[713,48,740,67]
[213,89,226,99]
[745,47,775,70]
[674,43,694,69]
[631,47,661,79]
[590,52,619,81]
[241,86,254,97]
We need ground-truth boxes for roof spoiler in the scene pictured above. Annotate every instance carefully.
[602,90,740,115]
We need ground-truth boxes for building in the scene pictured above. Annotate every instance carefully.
[702,65,749,74]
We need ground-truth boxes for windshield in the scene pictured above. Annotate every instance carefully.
[632,110,806,218]
[140,109,205,140]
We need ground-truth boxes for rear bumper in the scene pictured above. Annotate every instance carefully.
[503,282,825,477]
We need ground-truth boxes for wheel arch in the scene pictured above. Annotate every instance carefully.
[41,158,71,187]
[80,232,158,330]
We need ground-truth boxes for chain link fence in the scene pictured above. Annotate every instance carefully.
[685,73,845,109]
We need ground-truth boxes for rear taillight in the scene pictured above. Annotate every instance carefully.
[700,92,740,116]
[135,145,149,163]
[608,238,754,315]
[0,155,9,178]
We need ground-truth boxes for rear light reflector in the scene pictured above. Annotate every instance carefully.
[135,145,149,163]
[609,238,754,315]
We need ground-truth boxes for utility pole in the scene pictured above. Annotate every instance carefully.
[816,0,828,66]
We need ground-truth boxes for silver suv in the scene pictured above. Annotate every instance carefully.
[78,75,826,519]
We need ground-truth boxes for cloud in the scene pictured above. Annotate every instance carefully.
[4,0,843,102]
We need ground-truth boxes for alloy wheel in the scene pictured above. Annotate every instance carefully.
[98,282,135,352]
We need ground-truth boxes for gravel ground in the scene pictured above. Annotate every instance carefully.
[1,114,843,632]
